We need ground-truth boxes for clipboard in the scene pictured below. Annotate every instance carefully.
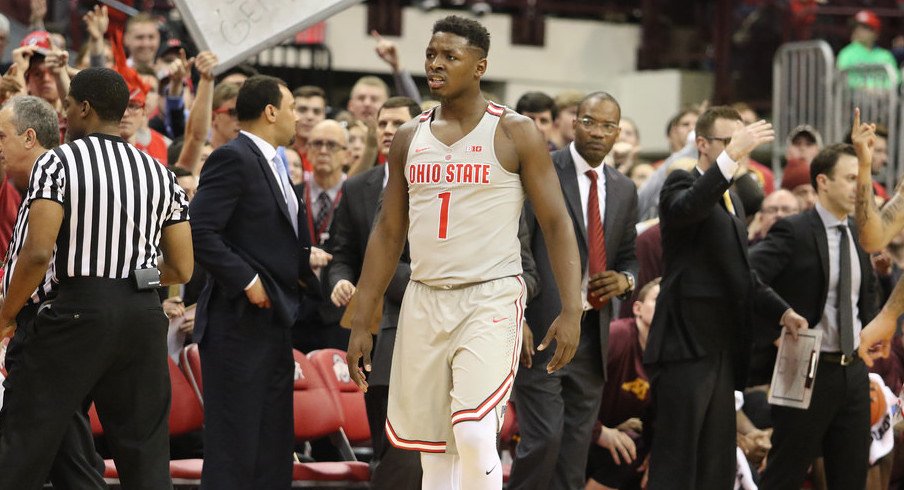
[768,327,823,409]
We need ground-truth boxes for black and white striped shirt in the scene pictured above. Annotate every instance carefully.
[2,133,189,304]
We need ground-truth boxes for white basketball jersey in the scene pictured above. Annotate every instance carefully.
[405,102,524,287]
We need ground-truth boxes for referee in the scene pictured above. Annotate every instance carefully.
[0,67,193,489]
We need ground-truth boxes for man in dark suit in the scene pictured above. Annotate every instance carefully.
[327,96,422,489]
[750,143,878,489]
[190,75,320,490]
[644,106,807,490]
[508,91,639,490]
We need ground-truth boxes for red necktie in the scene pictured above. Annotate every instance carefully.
[586,169,607,309]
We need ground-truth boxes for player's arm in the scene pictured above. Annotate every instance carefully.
[345,122,414,390]
[508,112,583,373]
[852,108,904,253]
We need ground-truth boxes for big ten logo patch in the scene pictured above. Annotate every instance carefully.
[621,378,650,401]
[466,145,482,153]
[332,353,351,384]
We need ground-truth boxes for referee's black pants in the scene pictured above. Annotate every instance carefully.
[3,302,106,489]
[0,277,172,490]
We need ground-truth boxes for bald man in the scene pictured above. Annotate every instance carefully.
[294,120,350,353]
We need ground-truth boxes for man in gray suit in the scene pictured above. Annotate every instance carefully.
[509,92,639,490]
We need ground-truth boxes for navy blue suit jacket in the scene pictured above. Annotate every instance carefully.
[190,133,319,341]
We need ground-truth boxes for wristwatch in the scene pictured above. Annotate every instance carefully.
[620,272,635,298]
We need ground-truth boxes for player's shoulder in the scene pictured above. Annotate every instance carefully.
[496,106,534,132]
[495,106,545,151]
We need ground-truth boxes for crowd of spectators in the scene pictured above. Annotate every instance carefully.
[0,2,903,489]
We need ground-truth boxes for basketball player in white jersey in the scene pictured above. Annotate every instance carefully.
[346,16,582,490]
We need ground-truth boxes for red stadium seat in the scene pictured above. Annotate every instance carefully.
[291,349,369,486]
[179,343,203,406]
[500,401,518,484]
[307,349,371,445]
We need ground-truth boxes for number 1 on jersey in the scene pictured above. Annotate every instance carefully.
[437,191,451,239]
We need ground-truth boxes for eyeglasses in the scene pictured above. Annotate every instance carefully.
[703,135,732,146]
[762,205,798,215]
[213,107,237,118]
[578,117,619,135]
[307,140,346,152]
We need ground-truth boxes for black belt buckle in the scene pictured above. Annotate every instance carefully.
[132,267,161,291]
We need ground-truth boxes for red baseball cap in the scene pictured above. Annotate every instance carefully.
[128,87,146,108]
[19,30,52,55]
[854,9,881,32]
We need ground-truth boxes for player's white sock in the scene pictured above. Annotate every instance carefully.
[421,452,461,490]
[452,415,501,489]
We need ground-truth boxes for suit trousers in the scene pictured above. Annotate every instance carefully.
[366,385,423,490]
[760,358,870,490]
[508,309,605,490]
[0,278,172,490]
[199,307,294,490]
[647,350,736,490]
[3,302,106,490]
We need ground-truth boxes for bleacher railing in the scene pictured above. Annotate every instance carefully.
[834,64,899,189]
[771,41,836,173]
[773,40,904,189]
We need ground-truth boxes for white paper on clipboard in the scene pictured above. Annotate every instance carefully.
[768,327,823,409]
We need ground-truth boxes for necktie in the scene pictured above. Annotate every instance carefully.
[723,191,736,216]
[314,191,332,232]
[585,169,607,309]
[274,156,298,236]
[837,224,854,356]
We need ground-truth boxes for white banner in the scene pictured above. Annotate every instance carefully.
[172,0,362,74]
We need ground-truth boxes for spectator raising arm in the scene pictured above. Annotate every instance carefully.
[83,5,109,68]
[176,51,217,175]
[372,30,422,103]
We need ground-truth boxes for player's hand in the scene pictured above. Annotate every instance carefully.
[859,310,897,367]
[537,312,580,373]
[310,247,332,270]
[780,308,807,340]
[346,326,373,393]
[725,120,775,162]
[245,279,271,308]
[520,321,535,368]
[331,279,356,307]
[589,270,628,303]
[371,30,400,71]
[598,426,637,465]
[851,108,877,173]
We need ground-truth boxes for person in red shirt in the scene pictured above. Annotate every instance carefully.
[119,86,168,164]
[587,278,659,490]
